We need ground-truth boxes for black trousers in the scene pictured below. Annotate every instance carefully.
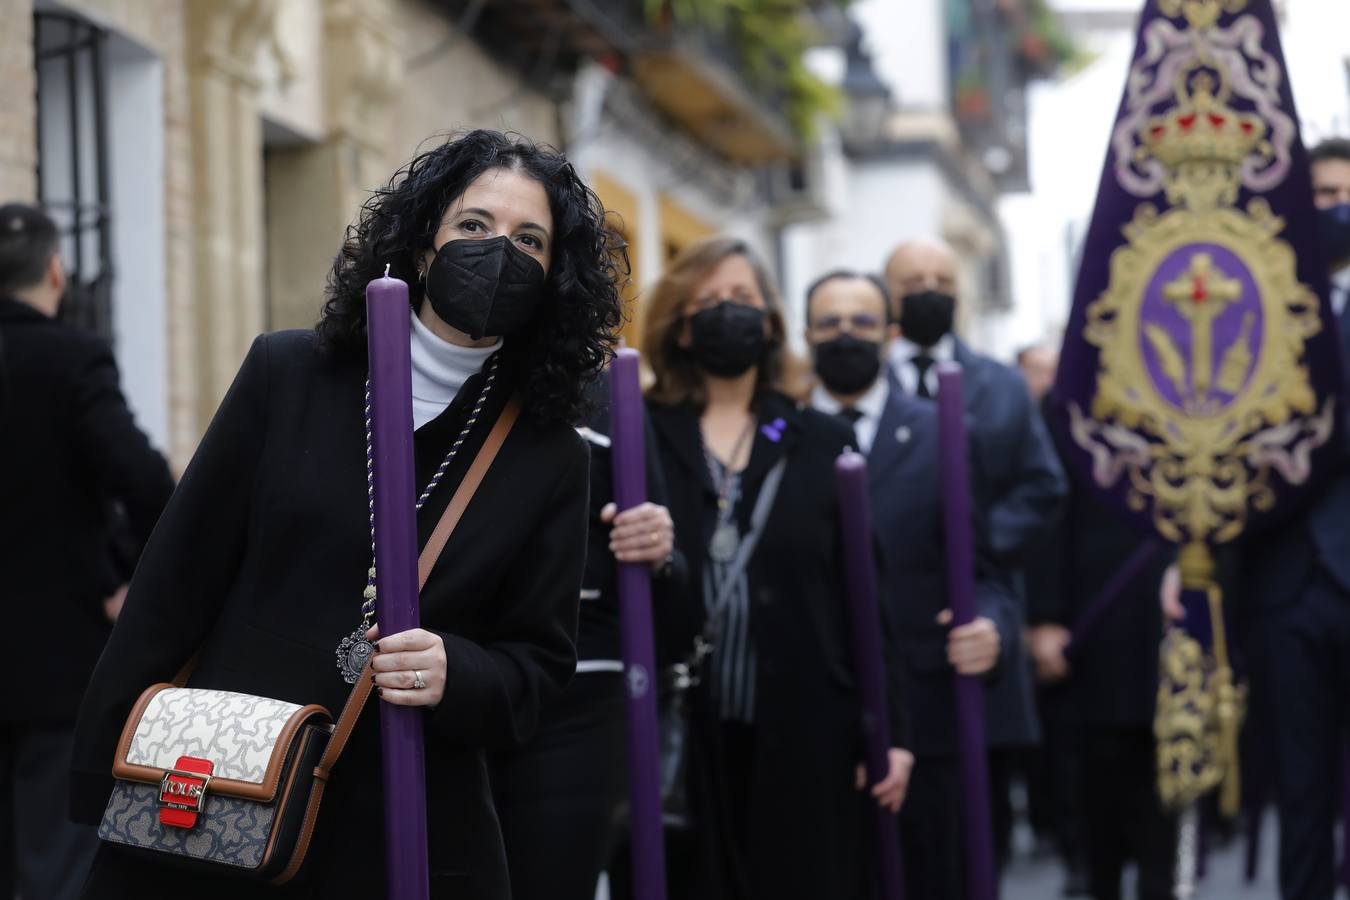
[1254,569,1350,900]
[490,671,627,900]
[0,724,100,900]
[1080,727,1176,900]
[899,755,965,900]
[1026,685,1087,869]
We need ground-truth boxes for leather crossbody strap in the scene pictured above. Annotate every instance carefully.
[320,394,521,776]
[274,397,521,885]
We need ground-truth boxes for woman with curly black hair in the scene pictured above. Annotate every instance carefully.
[71,130,624,899]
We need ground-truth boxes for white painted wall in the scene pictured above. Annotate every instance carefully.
[568,83,775,305]
[106,33,168,452]
[34,9,169,451]
[854,0,948,109]
[782,158,946,343]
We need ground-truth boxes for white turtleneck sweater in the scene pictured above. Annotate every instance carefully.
[409,312,502,429]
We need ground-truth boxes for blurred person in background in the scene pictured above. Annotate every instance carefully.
[804,270,1013,900]
[642,237,910,900]
[490,371,686,900]
[1016,344,1057,407]
[1237,137,1350,900]
[0,202,174,900]
[884,238,1066,872]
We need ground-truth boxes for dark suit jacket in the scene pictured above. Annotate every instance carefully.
[1243,304,1350,608]
[0,295,173,725]
[951,337,1066,565]
[71,331,589,899]
[649,391,898,900]
[1028,395,1170,729]
[867,387,1018,757]
[953,338,1065,747]
[892,339,1064,747]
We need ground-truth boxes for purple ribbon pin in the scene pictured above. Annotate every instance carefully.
[760,417,787,442]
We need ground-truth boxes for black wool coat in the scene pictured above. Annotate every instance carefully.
[648,391,901,900]
[70,330,589,899]
[0,296,173,725]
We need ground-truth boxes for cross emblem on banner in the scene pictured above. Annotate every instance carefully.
[1162,252,1244,399]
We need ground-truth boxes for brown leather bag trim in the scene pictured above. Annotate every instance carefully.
[111,683,331,802]
[270,662,375,884]
[314,659,375,783]
[113,394,521,881]
[272,769,327,884]
[257,723,319,871]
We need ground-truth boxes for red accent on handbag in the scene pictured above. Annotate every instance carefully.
[158,756,214,829]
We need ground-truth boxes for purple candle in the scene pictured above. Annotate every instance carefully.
[835,451,905,900]
[1064,540,1164,661]
[935,362,997,900]
[367,268,430,900]
[1341,750,1350,889]
[609,348,669,900]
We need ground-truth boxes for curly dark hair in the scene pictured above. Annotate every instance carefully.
[318,130,626,423]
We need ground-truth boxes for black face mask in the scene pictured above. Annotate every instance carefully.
[898,290,955,348]
[423,236,546,340]
[813,333,883,395]
[688,301,768,377]
[1317,203,1350,271]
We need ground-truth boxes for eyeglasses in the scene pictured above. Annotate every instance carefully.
[809,312,886,338]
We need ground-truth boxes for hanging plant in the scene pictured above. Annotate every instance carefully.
[643,0,848,140]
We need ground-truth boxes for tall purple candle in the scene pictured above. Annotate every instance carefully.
[1341,749,1350,890]
[935,362,997,900]
[609,348,669,900]
[835,451,905,900]
[367,268,430,900]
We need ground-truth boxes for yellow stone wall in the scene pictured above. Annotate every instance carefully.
[8,0,559,467]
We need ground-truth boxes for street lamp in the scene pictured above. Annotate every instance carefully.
[841,21,892,153]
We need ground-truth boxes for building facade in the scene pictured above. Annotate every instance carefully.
[3,0,800,467]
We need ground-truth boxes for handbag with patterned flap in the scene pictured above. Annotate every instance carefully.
[96,395,520,882]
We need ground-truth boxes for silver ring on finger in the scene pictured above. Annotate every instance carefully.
[412,670,426,690]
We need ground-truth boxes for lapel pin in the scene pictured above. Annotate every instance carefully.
[895,426,911,444]
[760,417,787,443]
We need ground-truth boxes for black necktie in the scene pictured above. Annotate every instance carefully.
[913,354,934,399]
[837,407,864,447]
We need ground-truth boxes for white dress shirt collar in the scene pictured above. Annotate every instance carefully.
[810,375,889,455]
[1331,265,1350,316]
[888,333,955,397]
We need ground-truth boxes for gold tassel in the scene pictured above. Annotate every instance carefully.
[1155,542,1246,816]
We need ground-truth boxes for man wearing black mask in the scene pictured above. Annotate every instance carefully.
[883,238,1066,872]
[1239,137,1350,900]
[805,270,1017,899]
[1314,139,1350,315]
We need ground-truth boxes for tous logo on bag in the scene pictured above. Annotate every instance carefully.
[157,756,214,829]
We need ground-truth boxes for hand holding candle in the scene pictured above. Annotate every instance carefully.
[935,362,997,900]
[367,266,431,900]
[609,348,669,900]
[835,450,906,900]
